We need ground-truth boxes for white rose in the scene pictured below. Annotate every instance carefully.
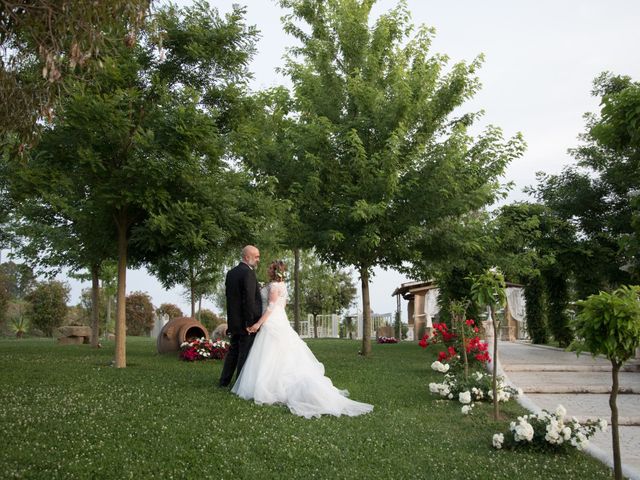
[459,391,472,404]
[492,433,504,449]
[555,405,567,418]
[461,405,471,415]
[514,420,534,442]
[598,419,608,432]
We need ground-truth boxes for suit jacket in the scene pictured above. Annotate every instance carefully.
[225,262,262,335]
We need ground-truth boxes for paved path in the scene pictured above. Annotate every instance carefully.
[494,340,640,480]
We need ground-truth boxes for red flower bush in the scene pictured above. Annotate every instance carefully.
[419,319,491,368]
[377,336,398,344]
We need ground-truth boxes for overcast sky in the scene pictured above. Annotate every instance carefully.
[48,0,640,320]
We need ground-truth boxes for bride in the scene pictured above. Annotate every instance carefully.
[231,260,373,419]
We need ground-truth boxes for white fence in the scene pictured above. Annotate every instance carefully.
[356,313,393,339]
[290,314,339,338]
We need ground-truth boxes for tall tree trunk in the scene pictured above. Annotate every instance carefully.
[294,248,301,334]
[611,360,622,480]
[459,314,469,380]
[491,305,499,420]
[360,265,371,356]
[313,313,318,338]
[90,263,100,348]
[105,287,112,340]
[114,211,128,368]
[190,263,196,318]
[198,295,202,321]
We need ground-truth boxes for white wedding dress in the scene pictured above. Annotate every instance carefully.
[231,282,373,419]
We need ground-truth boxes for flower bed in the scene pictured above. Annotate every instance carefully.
[428,365,520,414]
[377,336,398,344]
[179,337,229,361]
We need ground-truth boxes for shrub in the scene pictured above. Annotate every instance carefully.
[26,281,69,336]
[197,308,224,332]
[524,275,547,343]
[125,291,155,336]
[156,303,184,321]
[493,406,607,452]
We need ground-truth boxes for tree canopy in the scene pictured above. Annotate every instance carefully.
[273,0,525,355]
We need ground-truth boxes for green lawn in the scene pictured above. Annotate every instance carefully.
[0,337,612,479]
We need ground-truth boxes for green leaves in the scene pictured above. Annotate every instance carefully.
[469,267,507,309]
[572,285,640,364]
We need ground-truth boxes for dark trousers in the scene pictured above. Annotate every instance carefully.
[219,333,255,387]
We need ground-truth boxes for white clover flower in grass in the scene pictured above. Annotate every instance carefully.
[492,433,504,449]
[459,391,472,404]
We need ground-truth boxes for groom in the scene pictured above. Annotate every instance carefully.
[218,245,262,388]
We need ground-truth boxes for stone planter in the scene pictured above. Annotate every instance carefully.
[156,317,209,354]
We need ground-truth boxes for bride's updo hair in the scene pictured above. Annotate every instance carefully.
[267,260,287,282]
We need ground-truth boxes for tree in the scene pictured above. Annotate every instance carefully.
[528,73,639,293]
[492,202,580,345]
[232,86,315,335]
[125,291,155,336]
[0,261,36,299]
[470,267,506,420]
[0,268,9,327]
[7,3,260,367]
[26,280,69,336]
[197,309,225,333]
[572,285,640,480]
[301,253,356,337]
[0,0,151,139]
[277,0,524,356]
[156,303,184,321]
[522,275,547,343]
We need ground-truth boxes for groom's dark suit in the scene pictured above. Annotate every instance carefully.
[219,262,262,387]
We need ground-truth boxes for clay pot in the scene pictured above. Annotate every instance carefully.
[156,317,209,354]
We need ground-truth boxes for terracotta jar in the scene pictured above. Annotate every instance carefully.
[156,317,209,354]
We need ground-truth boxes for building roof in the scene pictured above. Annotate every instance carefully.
[392,279,524,298]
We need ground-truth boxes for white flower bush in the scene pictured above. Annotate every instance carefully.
[492,433,504,449]
[428,371,519,409]
[458,391,472,404]
[513,417,534,442]
[493,405,607,451]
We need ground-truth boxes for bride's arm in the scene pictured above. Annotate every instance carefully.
[251,284,280,331]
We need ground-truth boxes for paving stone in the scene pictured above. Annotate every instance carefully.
[495,339,640,480]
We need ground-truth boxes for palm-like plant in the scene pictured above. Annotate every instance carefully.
[10,316,29,338]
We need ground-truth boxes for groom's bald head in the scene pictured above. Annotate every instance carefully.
[242,245,260,268]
